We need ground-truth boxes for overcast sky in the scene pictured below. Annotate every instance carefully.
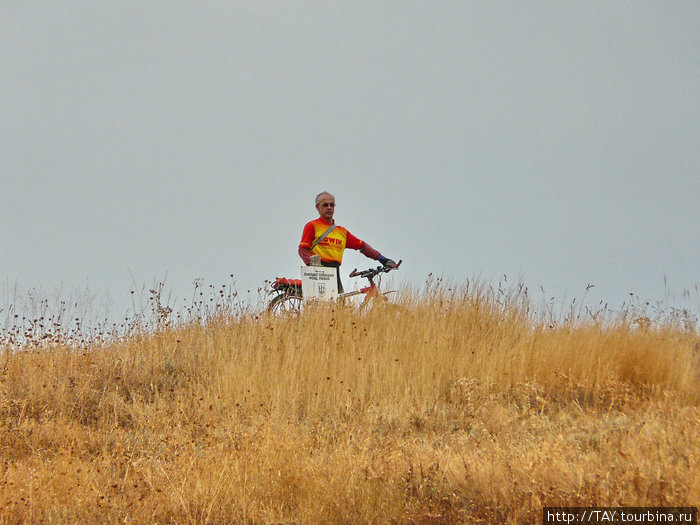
[2,2,699,319]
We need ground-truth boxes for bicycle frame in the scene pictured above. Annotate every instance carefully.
[337,274,383,303]
[268,261,401,312]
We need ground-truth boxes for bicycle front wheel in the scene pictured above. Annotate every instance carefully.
[267,292,303,314]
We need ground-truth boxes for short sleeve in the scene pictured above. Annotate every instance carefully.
[344,229,364,250]
[299,221,315,248]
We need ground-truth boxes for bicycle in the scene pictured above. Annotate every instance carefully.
[267,261,402,314]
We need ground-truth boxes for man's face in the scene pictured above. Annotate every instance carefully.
[316,194,335,221]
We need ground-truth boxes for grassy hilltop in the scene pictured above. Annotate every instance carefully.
[0,282,698,524]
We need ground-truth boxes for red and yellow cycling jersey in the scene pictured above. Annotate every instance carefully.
[299,218,364,265]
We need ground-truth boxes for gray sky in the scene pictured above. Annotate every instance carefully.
[2,2,699,318]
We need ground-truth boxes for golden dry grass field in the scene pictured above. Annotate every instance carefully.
[1,282,698,524]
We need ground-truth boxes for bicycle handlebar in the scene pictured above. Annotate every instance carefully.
[349,260,402,279]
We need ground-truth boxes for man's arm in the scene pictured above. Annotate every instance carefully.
[364,244,397,268]
[298,246,311,265]
[359,242,380,259]
[349,233,397,268]
[298,221,316,265]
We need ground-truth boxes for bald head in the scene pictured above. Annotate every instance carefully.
[315,192,334,205]
[314,192,336,221]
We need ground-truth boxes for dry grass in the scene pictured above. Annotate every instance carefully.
[0,282,698,524]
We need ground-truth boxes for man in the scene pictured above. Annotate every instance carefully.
[299,192,397,293]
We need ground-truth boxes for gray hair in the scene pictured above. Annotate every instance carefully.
[315,192,334,205]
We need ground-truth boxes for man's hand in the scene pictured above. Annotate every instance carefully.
[378,255,398,268]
